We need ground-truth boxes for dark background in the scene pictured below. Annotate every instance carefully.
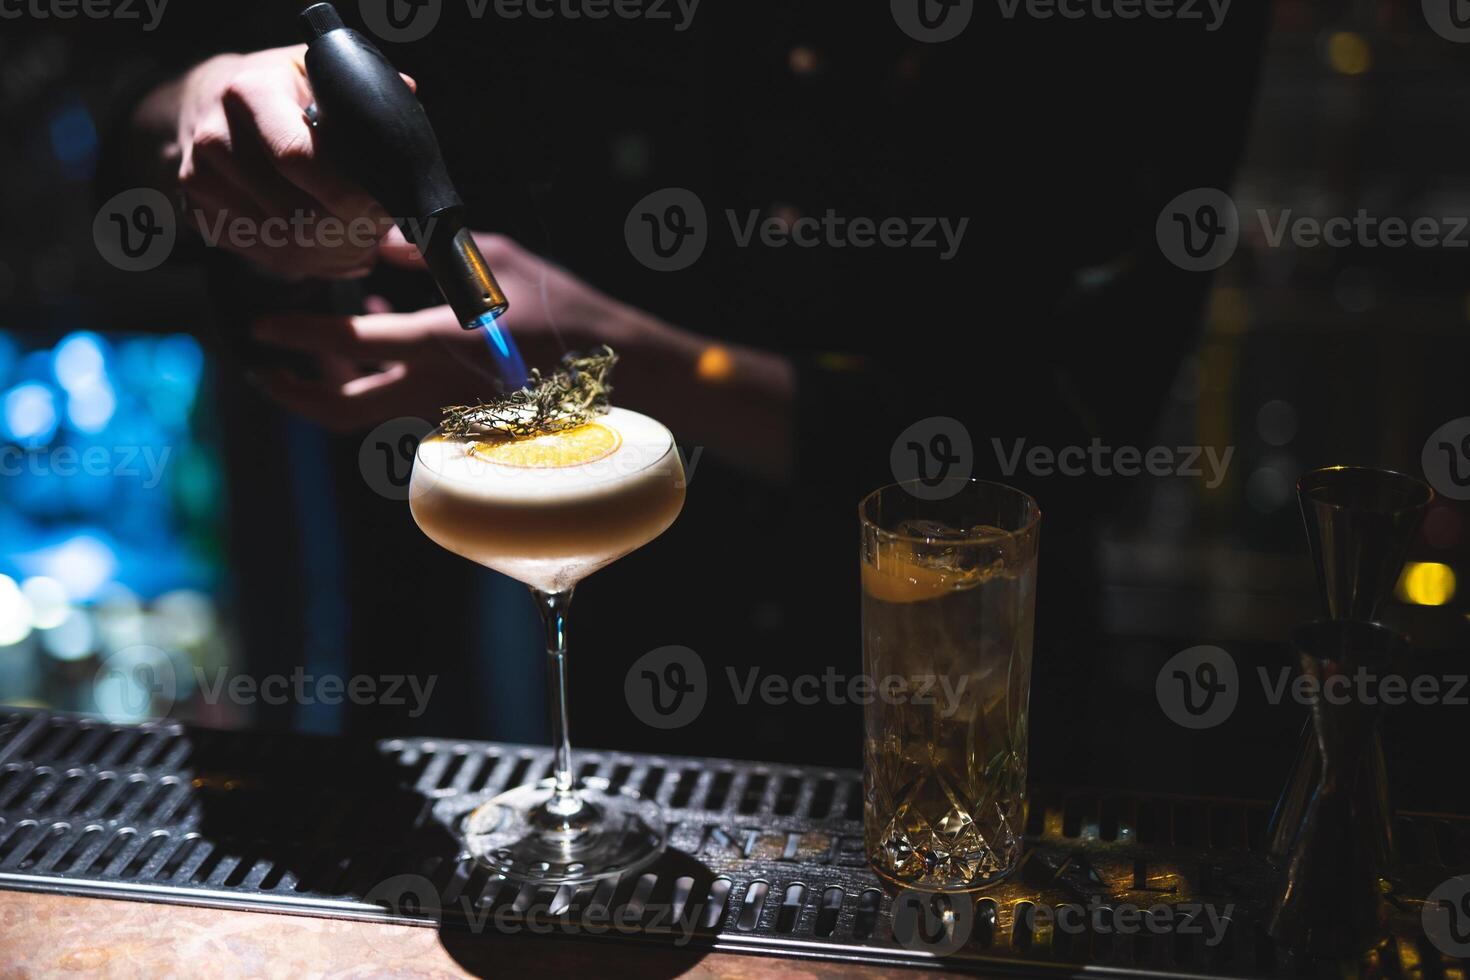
[0,0,1465,815]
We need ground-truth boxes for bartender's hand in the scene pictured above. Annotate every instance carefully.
[131,46,412,281]
[250,231,796,481]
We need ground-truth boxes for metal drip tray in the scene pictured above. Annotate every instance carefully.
[0,708,1465,976]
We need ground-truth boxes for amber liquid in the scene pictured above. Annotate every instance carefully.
[861,545,1036,891]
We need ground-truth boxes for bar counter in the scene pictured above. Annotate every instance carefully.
[0,891,934,979]
[0,709,1465,977]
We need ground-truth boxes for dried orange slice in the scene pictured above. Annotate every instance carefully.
[862,548,957,603]
[471,423,622,468]
[862,540,1003,603]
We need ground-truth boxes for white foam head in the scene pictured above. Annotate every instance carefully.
[412,407,676,503]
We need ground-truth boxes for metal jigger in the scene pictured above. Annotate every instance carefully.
[1267,466,1432,955]
[1297,466,1434,622]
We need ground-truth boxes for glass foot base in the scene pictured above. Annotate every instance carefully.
[437,777,665,885]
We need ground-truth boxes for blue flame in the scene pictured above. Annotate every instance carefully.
[470,312,528,391]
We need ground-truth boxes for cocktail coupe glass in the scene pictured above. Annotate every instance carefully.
[1266,466,1433,954]
[409,408,685,884]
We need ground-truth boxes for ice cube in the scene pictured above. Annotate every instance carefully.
[894,519,970,541]
[890,520,1012,582]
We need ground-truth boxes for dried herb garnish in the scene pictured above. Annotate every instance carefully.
[441,346,617,439]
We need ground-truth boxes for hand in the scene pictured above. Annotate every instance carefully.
[250,230,668,428]
[136,46,415,280]
[251,231,796,480]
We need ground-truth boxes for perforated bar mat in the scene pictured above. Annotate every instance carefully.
[0,709,1465,976]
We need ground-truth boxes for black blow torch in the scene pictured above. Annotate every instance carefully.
[298,2,528,388]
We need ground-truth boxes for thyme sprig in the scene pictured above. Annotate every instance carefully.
[441,346,617,439]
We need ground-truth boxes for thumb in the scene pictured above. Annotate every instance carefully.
[378,226,427,269]
[379,228,517,270]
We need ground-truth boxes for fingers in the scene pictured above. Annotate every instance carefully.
[224,65,384,226]
[181,151,361,284]
[257,362,410,433]
[471,232,520,267]
[377,227,426,268]
[252,306,462,359]
[179,108,286,251]
[177,46,386,280]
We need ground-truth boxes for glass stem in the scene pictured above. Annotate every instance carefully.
[533,588,582,819]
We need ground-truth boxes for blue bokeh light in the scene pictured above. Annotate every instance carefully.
[0,328,221,715]
[53,332,107,392]
[3,383,59,446]
[48,101,99,182]
[0,332,215,595]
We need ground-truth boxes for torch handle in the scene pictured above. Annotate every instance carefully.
[299,3,508,323]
